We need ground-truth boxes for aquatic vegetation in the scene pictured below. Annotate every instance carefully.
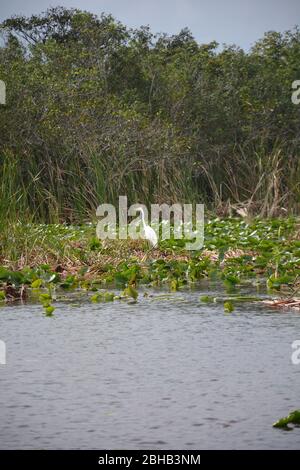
[273,410,300,429]
[224,301,235,313]
[200,295,214,303]
[31,279,43,289]
[90,286,138,304]
[44,305,55,317]
[0,217,298,311]
[123,285,138,300]
[91,292,116,302]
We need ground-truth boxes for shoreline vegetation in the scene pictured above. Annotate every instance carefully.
[0,7,300,223]
[0,217,299,312]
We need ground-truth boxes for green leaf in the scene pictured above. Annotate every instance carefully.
[200,295,214,303]
[44,305,55,316]
[273,410,300,429]
[104,292,115,301]
[170,279,179,291]
[123,285,138,300]
[39,293,52,302]
[224,301,234,313]
[31,279,43,288]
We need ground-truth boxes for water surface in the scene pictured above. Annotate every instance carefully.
[0,286,300,449]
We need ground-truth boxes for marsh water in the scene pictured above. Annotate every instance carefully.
[0,284,300,449]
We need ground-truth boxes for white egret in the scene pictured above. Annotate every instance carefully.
[136,207,158,248]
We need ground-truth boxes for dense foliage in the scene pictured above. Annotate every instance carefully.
[0,7,300,222]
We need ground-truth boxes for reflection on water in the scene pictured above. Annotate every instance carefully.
[0,286,300,449]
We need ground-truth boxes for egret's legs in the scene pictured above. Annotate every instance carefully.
[141,244,157,262]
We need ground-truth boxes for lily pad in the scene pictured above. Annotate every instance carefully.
[273,410,300,429]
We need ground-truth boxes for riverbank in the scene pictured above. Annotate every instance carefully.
[0,217,299,298]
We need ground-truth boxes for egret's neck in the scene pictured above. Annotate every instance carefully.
[140,210,146,229]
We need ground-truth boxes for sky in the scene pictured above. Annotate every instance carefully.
[0,0,299,50]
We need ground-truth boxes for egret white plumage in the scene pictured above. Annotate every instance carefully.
[136,207,158,248]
